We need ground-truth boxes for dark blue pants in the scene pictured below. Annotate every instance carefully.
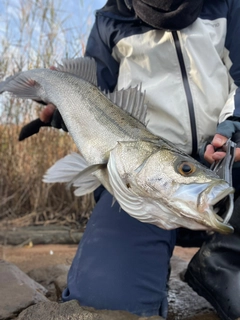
[62,189,176,317]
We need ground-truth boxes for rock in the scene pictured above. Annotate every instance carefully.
[167,256,219,320]
[27,264,70,285]
[0,260,48,320]
[54,274,68,297]
[17,300,163,320]
[27,264,69,301]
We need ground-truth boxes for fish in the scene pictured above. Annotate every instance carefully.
[0,57,234,233]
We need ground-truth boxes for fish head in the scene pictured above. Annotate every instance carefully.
[109,140,234,233]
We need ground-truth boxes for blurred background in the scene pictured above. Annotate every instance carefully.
[0,0,105,232]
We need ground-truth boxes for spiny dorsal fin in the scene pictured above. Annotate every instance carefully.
[54,57,98,86]
[107,84,148,125]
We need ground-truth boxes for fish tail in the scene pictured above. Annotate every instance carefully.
[0,72,43,100]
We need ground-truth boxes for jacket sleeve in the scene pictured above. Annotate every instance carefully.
[218,0,240,123]
[85,14,120,92]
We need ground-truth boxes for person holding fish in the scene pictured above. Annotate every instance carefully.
[5,0,240,319]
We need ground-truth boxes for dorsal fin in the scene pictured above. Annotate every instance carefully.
[55,58,147,125]
[107,85,148,125]
[54,57,98,86]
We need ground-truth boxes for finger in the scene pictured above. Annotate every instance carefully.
[204,144,216,164]
[50,66,57,71]
[211,134,228,148]
[234,148,240,162]
[40,104,56,123]
[204,145,226,163]
[205,143,228,162]
[212,151,226,161]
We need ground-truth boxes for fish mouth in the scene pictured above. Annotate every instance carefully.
[210,209,233,234]
[200,183,234,234]
[173,182,234,233]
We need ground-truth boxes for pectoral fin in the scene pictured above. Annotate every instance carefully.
[43,153,105,196]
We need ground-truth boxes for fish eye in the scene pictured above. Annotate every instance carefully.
[177,162,196,176]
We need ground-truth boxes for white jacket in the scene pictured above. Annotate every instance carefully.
[86,0,240,155]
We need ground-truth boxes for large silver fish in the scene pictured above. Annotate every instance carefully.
[0,57,234,233]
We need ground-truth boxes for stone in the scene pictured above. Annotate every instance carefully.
[27,264,70,301]
[27,264,70,285]
[0,260,48,320]
[167,256,219,320]
[17,300,163,320]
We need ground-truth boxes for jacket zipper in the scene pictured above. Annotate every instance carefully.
[172,31,198,157]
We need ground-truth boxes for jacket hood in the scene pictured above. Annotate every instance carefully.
[99,0,204,30]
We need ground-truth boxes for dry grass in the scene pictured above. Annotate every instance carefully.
[0,0,95,229]
[0,123,94,229]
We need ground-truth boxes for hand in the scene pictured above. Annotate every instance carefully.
[204,133,240,164]
[19,104,67,141]
[40,103,56,123]
[40,103,68,131]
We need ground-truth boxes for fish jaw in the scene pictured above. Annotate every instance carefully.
[198,181,235,233]
[169,182,234,233]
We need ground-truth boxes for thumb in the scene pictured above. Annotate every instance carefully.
[211,134,228,149]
